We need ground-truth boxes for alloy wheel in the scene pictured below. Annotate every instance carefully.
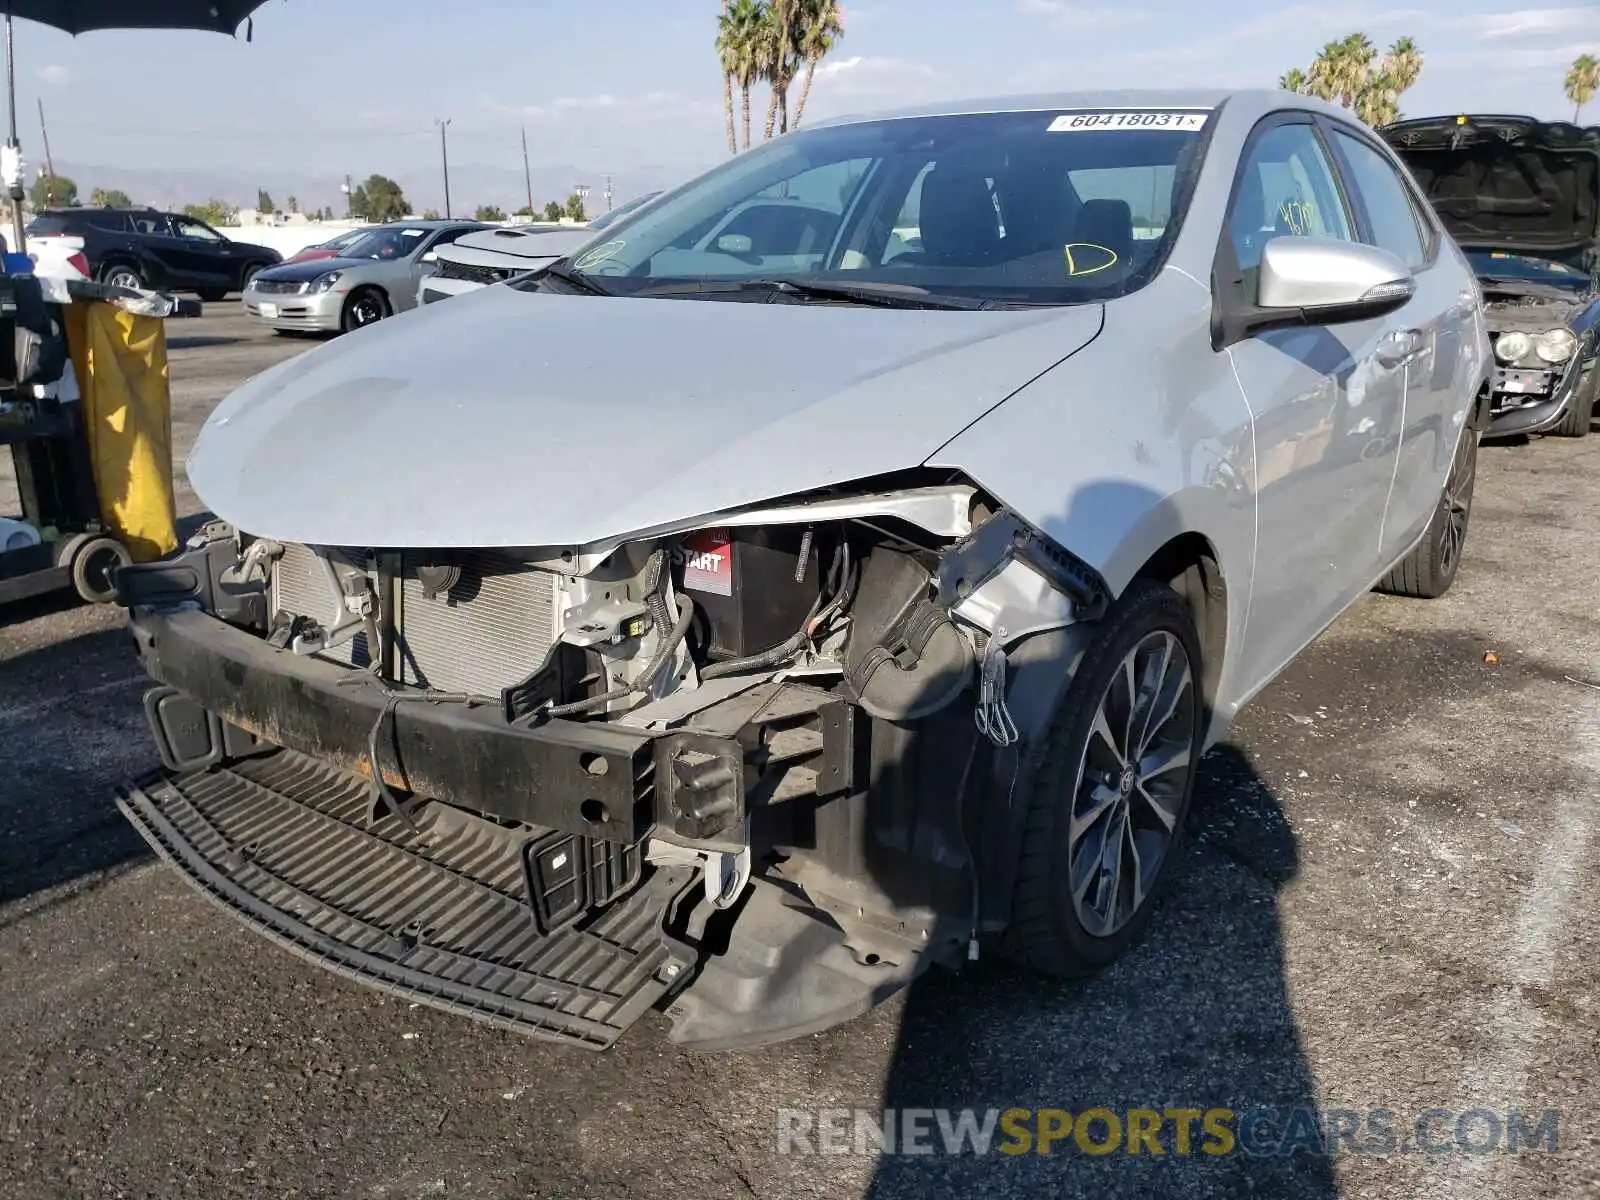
[349,294,384,327]
[1067,630,1197,938]
[105,268,141,290]
[1438,432,1477,575]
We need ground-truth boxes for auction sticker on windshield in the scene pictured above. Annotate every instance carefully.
[1048,111,1209,132]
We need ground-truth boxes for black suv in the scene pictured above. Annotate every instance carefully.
[27,207,282,300]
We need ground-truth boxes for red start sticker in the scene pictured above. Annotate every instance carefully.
[682,530,733,596]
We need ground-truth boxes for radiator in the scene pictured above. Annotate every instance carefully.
[270,543,560,697]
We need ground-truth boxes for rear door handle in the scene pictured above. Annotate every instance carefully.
[1378,328,1422,367]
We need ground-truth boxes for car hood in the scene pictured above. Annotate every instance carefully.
[189,284,1103,549]
[255,256,373,283]
[1383,115,1599,253]
[439,227,598,269]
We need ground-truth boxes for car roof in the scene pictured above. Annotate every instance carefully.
[41,205,162,215]
[804,87,1345,130]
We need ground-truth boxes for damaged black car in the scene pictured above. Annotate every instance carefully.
[1383,114,1600,438]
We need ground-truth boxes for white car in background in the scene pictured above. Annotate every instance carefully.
[420,191,664,305]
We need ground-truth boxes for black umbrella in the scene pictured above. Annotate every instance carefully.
[4,1,274,249]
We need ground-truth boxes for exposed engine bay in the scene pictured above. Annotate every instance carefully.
[1480,290,1590,418]
[113,476,1112,1049]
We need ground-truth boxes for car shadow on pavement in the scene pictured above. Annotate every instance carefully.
[166,335,248,351]
[0,609,154,908]
[863,743,1338,1199]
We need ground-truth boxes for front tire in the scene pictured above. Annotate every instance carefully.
[1550,364,1596,438]
[1375,422,1477,599]
[1005,579,1204,978]
[340,287,390,333]
[197,288,228,302]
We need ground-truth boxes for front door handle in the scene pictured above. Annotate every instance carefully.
[1378,328,1422,367]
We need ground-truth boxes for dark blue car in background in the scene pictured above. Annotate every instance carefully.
[1385,114,1600,438]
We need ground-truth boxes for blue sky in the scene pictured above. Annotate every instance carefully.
[12,0,1598,207]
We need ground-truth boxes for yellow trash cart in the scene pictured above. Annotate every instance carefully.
[0,276,188,605]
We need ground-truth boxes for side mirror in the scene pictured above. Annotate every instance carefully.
[1258,236,1413,315]
[715,233,754,255]
[1215,236,1414,348]
[421,251,439,263]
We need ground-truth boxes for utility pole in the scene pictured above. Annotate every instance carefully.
[36,99,55,205]
[436,118,453,219]
[342,173,352,219]
[605,174,614,212]
[521,126,534,218]
[6,15,25,252]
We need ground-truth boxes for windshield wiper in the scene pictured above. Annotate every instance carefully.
[638,278,996,310]
[533,260,615,297]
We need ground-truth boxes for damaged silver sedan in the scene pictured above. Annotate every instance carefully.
[112,88,1490,1050]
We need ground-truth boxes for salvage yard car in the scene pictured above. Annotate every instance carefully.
[420,191,664,305]
[1383,114,1600,438]
[27,206,282,300]
[244,219,488,333]
[112,89,1490,1051]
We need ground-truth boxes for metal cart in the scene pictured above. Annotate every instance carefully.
[0,276,198,606]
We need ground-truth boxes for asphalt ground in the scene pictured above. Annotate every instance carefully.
[1,300,1596,1199]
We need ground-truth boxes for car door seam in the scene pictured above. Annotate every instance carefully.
[1221,346,1260,671]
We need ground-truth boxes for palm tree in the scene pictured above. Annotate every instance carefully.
[720,0,767,150]
[1383,36,1423,94]
[718,0,737,155]
[1293,31,1421,125]
[1306,40,1346,103]
[1567,54,1600,124]
[1333,33,1376,108]
[790,0,844,129]
[760,0,798,140]
[1356,75,1399,127]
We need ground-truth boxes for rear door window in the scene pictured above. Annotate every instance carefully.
[1330,129,1427,269]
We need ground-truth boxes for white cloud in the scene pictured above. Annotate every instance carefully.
[813,55,937,94]
[481,91,718,124]
[1016,0,1142,25]
[36,64,69,85]
[1463,8,1595,39]
[1436,39,1600,74]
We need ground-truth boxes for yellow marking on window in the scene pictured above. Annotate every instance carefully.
[1063,242,1119,277]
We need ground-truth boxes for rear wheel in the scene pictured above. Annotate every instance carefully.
[100,263,145,291]
[1005,579,1204,977]
[341,287,390,332]
[197,288,228,302]
[1375,422,1477,599]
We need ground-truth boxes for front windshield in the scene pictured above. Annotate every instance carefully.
[1466,250,1589,288]
[588,191,662,233]
[338,226,433,261]
[548,109,1212,305]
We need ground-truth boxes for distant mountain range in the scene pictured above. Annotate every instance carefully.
[47,156,711,215]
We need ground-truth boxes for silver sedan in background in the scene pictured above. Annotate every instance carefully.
[244,220,488,333]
